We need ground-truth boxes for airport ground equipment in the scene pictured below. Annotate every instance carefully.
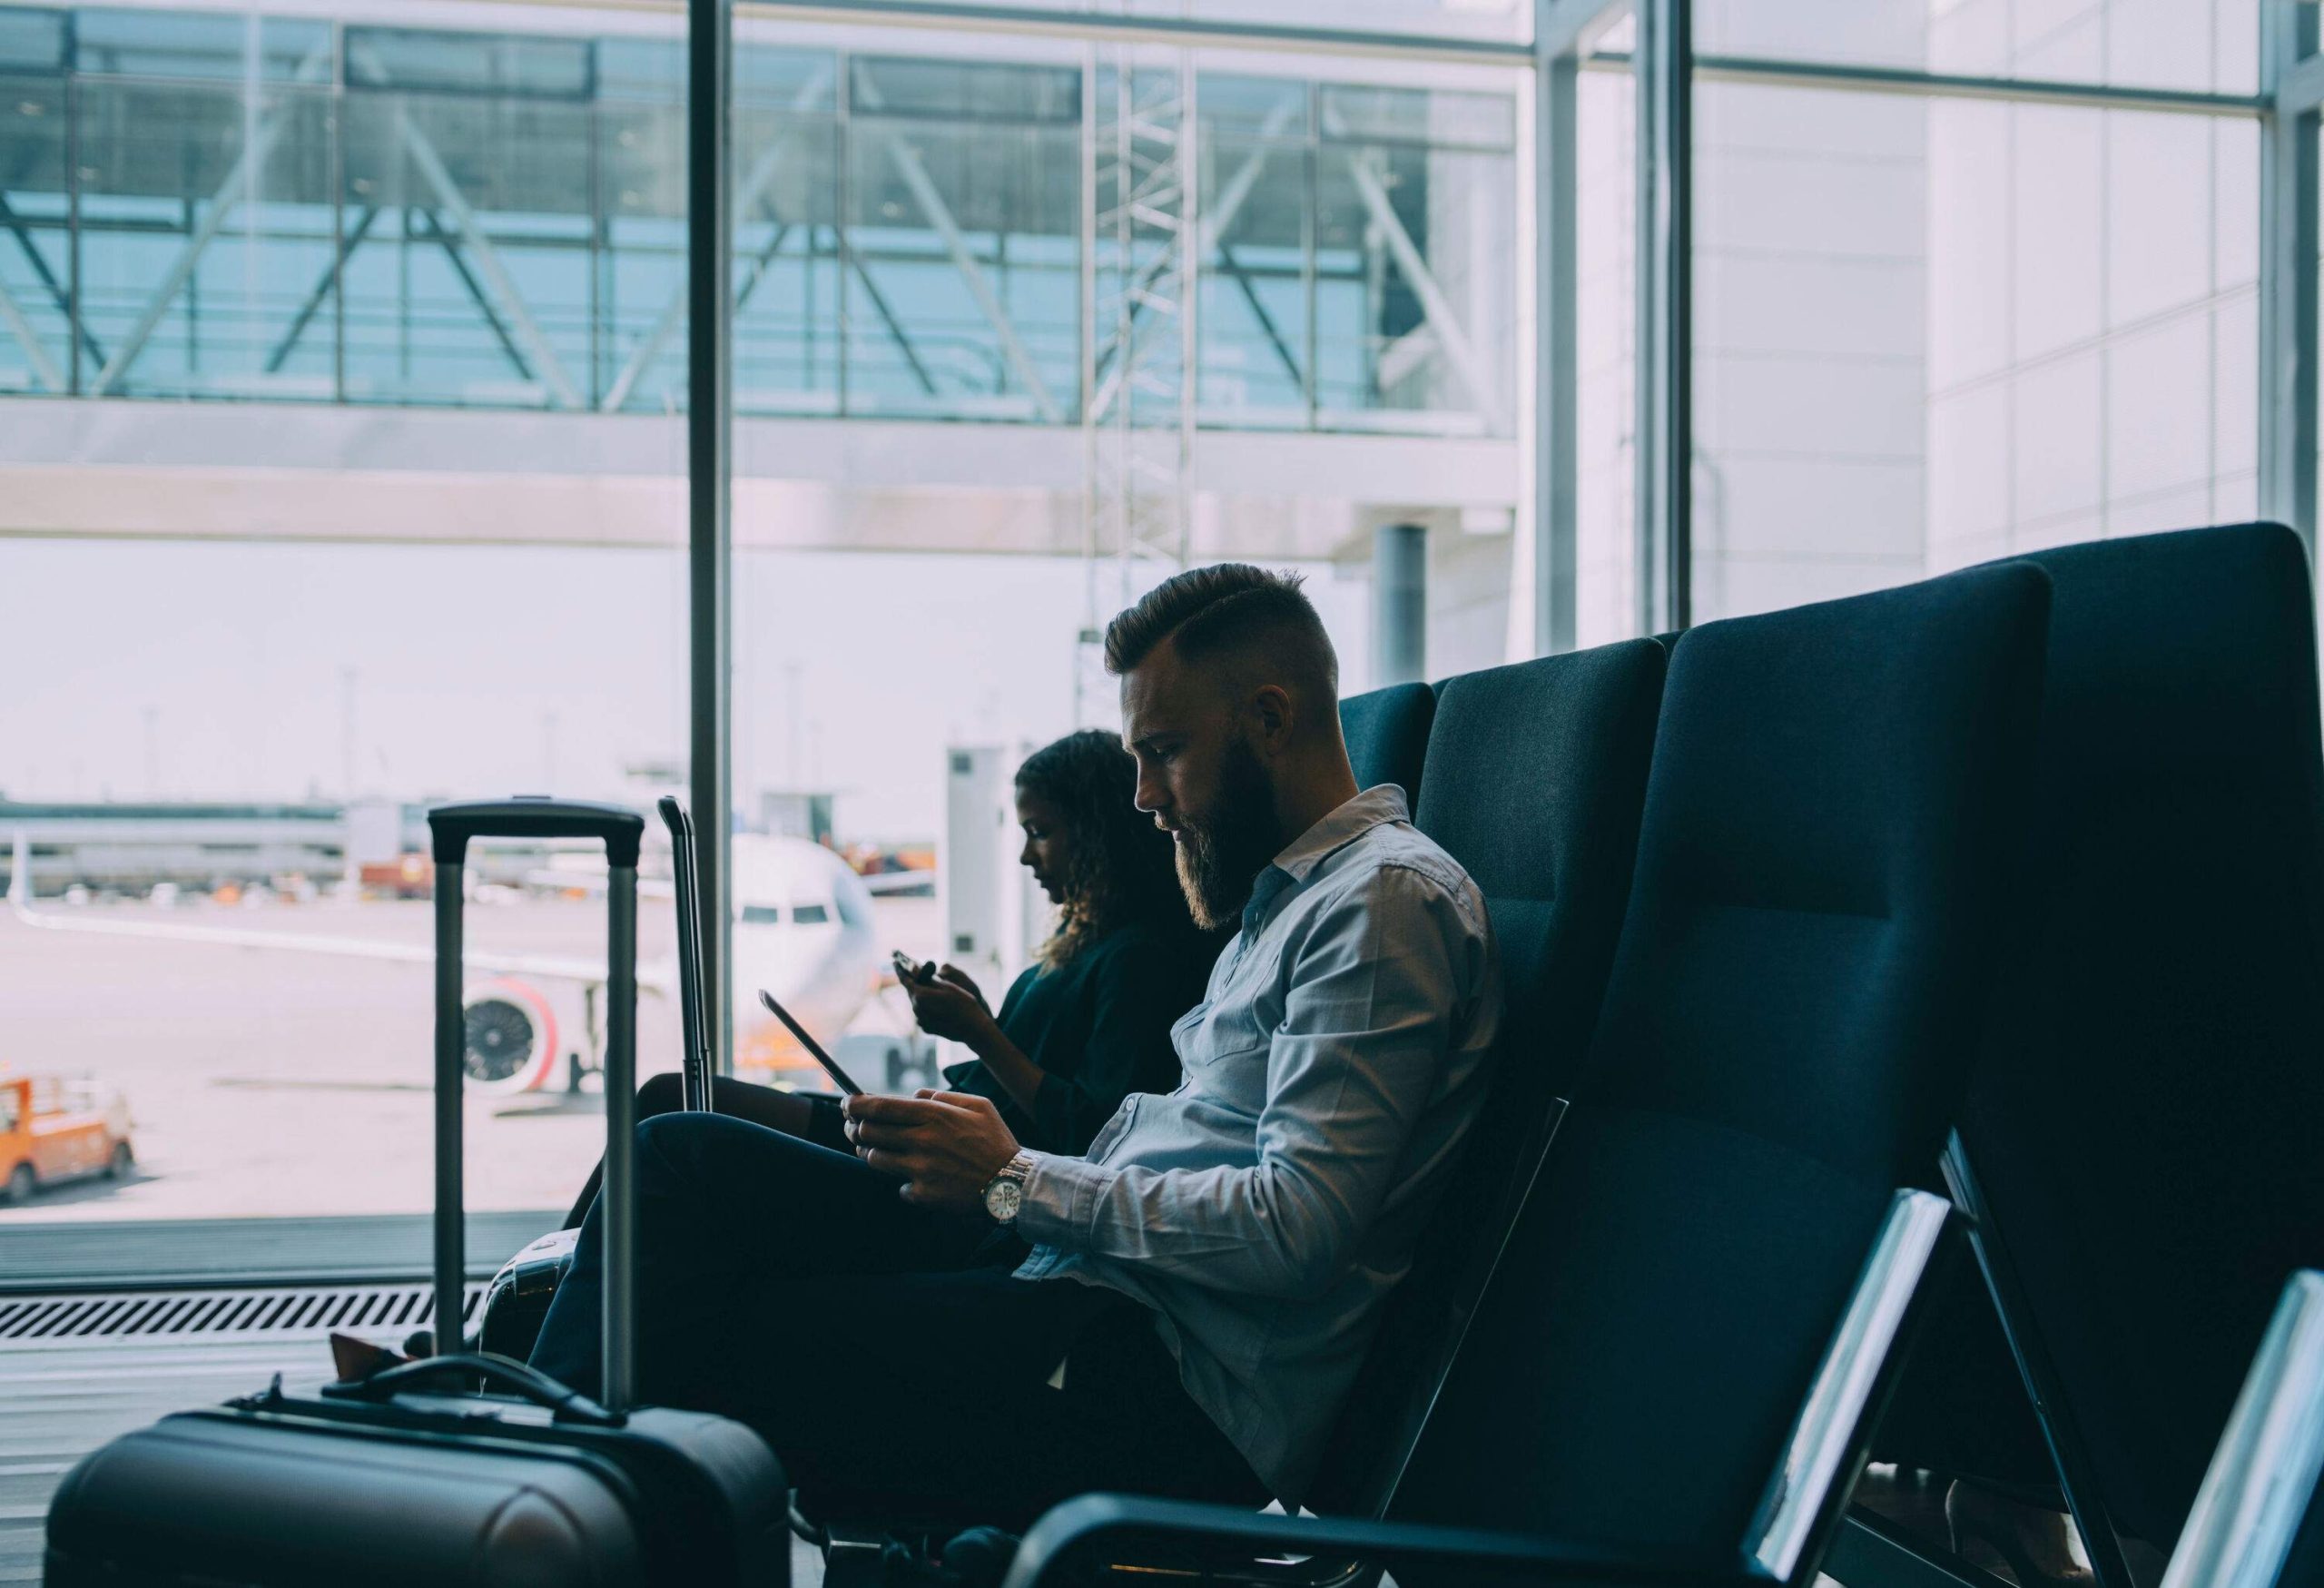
[43,798,790,1587]
[1837,523,2324,1588]
[478,795,719,1361]
[0,1072,133,1203]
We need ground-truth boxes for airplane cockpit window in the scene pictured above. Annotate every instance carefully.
[792,902,831,926]
[741,904,785,926]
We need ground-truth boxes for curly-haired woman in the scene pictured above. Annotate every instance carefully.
[556,729,1216,1229]
[898,727,1221,1155]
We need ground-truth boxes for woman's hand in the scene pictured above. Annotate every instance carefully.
[901,963,996,1046]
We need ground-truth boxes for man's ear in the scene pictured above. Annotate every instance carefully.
[1248,683,1296,757]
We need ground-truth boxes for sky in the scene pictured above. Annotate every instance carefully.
[1,538,1375,842]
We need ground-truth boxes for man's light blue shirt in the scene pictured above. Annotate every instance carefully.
[1014,784,1502,1503]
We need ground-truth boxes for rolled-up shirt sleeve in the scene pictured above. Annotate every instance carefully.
[1015,864,1482,1300]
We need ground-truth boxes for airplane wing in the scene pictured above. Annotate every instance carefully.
[859,869,936,897]
[519,867,677,901]
[10,832,667,992]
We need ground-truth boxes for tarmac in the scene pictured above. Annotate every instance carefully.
[0,892,945,1226]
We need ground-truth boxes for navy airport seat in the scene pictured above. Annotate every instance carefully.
[1888,523,2324,1585]
[1338,682,1435,806]
[1312,640,1667,1514]
[1000,563,2053,1588]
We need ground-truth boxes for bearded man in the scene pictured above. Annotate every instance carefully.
[532,563,1502,1524]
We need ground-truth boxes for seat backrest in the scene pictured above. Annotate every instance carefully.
[1955,523,2324,1553]
[1339,683,1435,806]
[1383,565,2052,1564]
[1310,640,1667,1514]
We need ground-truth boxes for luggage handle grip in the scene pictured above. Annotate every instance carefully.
[324,1352,625,1427]
[429,799,645,867]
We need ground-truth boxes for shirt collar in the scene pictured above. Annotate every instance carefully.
[1239,784,1407,935]
[1270,784,1411,884]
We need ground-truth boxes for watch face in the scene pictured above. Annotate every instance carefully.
[985,1178,1023,1223]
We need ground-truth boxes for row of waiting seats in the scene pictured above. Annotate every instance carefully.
[919,522,2324,1588]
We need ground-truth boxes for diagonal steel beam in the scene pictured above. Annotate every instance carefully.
[413,208,533,382]
[834,226,937,398]
[91,44,330,396]
[1341,145,1508,432]
[392,104,582,408]
[264,204,379,375]
[1212,236,1302,390]
[602,68,832,413]
[0,192,103,370]
[0,268,63,391]
[853,75,1063,422]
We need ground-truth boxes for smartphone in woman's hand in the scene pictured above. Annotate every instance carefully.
[891,950,937,986]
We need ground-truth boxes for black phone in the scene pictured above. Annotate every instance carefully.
[756,989,864,1097]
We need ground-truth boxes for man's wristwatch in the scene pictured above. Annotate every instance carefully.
[982,1151,1037,1224]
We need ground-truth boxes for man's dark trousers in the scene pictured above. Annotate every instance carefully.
[530,1111,1267,1527]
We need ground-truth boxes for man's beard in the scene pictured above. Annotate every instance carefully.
[1174,739,1284,932]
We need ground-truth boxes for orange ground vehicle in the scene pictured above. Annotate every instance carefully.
[0,1073,134,1204]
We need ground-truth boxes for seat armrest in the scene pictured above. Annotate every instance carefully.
[1000,1494,1759,1588]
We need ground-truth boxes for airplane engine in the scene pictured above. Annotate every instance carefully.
[462,978,561,1095]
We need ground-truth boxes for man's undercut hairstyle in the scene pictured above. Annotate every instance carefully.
[1104,563,1339,701]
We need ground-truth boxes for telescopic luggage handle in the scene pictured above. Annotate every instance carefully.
[428,797,647,1413]
[657,797,715,1115]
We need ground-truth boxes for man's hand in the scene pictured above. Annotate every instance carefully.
[842,1090,1020,1211]
[900,966,997,1046]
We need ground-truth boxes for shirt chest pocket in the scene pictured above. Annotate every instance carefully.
[1177,969,1279,1110]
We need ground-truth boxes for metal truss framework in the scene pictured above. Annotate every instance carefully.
[1076,38,1198,727]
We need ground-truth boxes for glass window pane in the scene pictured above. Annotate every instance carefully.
[340,89,596,408]
[75,9,330,83]
[1313,95,1517,436]
[1576,42,1642,646]
[2,3,687,1249]
[1319,83,1514,150]
[1695,81,2259,621]
[75,77,339,400]
[346,27,592,98]
[1701,0,2260,96]
[864,0,1531,45]
[0,74,70,392]
[0,8,67,73]
[5,540,688,1216]
[844,74,1079,421]
[729,104,840,418]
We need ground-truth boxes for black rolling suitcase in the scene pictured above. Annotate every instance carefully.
[44,798,790,1586]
